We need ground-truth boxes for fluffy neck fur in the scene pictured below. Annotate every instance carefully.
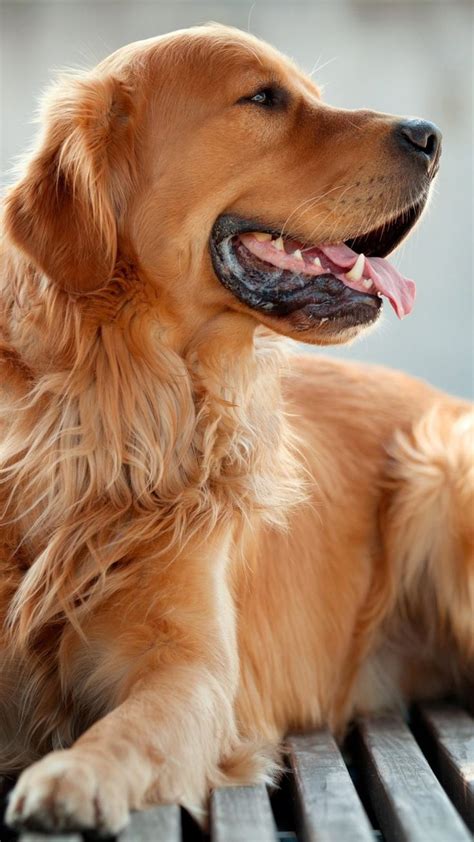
[0,252,304,648]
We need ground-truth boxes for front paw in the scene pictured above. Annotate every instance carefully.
[6,749,129,836]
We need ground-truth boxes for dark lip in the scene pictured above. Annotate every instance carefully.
[210,214,382,327]
[346,199,425,256]
[212,195,425,260]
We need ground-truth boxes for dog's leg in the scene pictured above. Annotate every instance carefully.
[384,405,474,659]
[7,665,236,834]
[332,404,473,727]
[5,533,249,835]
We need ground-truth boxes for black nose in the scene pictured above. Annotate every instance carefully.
[396,119,442,167]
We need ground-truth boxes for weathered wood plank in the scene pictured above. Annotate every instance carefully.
[417,702,474,832]
[118,804,181,841]
[357,714,471,842]
[19,836,82,842]
[210,784,276,842]
[287,730,373,842]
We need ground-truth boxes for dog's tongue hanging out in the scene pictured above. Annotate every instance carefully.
[320,243,415,319]
[240,233,416,319]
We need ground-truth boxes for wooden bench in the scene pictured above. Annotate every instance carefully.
[2,702,472,841]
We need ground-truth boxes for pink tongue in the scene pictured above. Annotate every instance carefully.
[320,244,415,319]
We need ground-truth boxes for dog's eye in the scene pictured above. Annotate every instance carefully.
[249,88,273,105]
[237,86,287,109]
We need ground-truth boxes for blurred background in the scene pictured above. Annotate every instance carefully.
[1,0,472,398]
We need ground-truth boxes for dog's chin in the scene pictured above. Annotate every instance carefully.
[209,208,422,344]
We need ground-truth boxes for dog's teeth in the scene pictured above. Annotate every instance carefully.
[320,317,329,324]
[253,232,272,242]
[293,249,303,261]
[362,278,373,289]
[313,257,322,267]
[345,252,365,282]
[273,236,284,251]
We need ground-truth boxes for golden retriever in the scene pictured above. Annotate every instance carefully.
[0,23,472,835]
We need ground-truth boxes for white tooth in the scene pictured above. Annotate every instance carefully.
[293,248,303,261]
[253,231,272,242]
[320,317,329,324]
[362,278,373,289]
[273,236,284,251]
[313,257,322,267]
[345,252,365,282]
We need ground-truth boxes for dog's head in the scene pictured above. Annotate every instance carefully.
[5,24,441,346]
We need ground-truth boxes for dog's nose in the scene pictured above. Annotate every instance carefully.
[395,119,442,168]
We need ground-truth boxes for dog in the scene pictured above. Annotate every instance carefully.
[0,23,472,835]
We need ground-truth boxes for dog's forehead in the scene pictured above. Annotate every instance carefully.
[103,25,321,99]
[174,25,321,95]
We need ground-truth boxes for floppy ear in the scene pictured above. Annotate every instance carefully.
[5,73,135,293]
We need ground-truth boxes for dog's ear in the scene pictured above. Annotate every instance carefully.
[5,73,135,293]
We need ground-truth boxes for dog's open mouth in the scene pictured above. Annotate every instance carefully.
[210,206,421,330]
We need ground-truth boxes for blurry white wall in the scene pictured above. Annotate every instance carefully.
[1,0,472,398]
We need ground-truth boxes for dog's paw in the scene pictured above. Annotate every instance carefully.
[5,749,129,835]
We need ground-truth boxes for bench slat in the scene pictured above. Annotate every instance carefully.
[119,804,181,841]
[287,730,373,842]
[19,836,82,842]
[358,714,471,842]
[417,702,474,832]
[210,784,276,842]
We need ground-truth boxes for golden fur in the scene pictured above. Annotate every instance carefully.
[0,24,472,834]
